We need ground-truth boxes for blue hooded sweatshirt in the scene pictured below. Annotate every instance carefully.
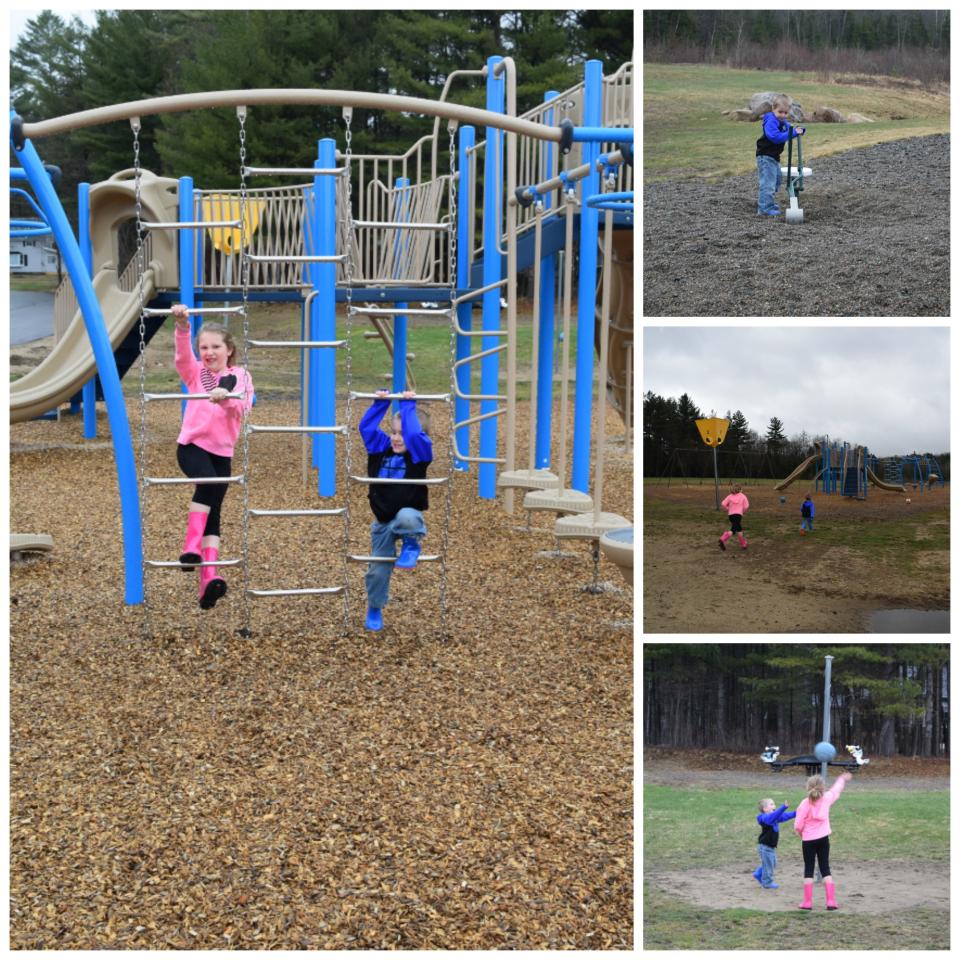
[756,112,800,161]
[757,802,797,848]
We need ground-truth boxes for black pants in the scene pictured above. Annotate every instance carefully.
[177,443,231,537]
[728,513,743,533]
[801,836,831,879]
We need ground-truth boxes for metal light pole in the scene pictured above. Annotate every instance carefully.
[821,655,833,778]
[695,418,730,511]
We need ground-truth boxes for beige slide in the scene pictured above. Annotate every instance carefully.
[10,169,179,424]
[866,466,906,493]
[774,453,818,491]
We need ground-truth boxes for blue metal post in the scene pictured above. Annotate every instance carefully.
[392,177,410,405]
[571,60,603,493]
[78,182,97,438]
[536,91,558,469]
[454,125,475,471]
[311,139,338,495]
[13,118,143,604]
[179,177,197,419]
[479,55,505,498]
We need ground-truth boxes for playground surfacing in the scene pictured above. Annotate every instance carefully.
[9,399,633,949]
[644,481,948,633]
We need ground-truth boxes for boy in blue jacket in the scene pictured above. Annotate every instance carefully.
[357,389,433,632]
[800,493,815,534]
[756,94,805,216]
[752,797,796,889]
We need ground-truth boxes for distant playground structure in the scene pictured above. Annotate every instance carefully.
[775,441,946,498]
[10,57,634,625]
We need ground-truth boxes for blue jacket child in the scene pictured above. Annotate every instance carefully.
[800,494,815,533]
[753,799,796,889]
[756,98,805,216]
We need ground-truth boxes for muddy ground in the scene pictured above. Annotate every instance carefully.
[643,134,949,317]
[644,749,949,918]
[643,482,949,633]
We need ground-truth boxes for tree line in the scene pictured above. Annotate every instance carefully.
[643,9,949,86]
[643,391,950,481]
[644,644,949,757]
[10,9,633,224]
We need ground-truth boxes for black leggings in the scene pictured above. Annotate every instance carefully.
[177,443,232,537]
[728,513,743,533]
[801,836,831,879]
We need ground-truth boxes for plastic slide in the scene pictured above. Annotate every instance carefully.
[10,265,158,423]
[866,466,906,493]
[774,453,818,491]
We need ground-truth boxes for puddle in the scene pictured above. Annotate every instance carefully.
[867,609,949,633]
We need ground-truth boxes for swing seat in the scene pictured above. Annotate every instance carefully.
[555,511,631,540]
[599,527,633,585]
[780,166,812,177]
[496,468,560,491]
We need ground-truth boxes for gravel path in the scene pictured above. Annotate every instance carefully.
[643,134,949,316]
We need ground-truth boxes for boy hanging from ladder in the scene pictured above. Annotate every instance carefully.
[358,389,432,631]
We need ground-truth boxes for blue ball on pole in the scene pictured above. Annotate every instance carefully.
[814,741,836,762]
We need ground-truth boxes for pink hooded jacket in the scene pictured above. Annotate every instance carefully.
[720,491,749,516]
[794,775,846,841]
[175,325,253,457]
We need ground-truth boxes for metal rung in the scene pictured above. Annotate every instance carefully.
[451,278,509,305]
[247,424,346,434]
[249,508,346,517]
[452,324,508,338]
[246,254,346,263]
[248,586,344,597]
[349,392,450,402]
[352,220,448,231]
[141,219,242,230]
[243,166,344,177]
[452,387,508,401]
[349,476,449,486]
[145,558,243,568]
[348,554,441,563]
[248,339,346,349]
[349,306,452,317]
[142,306,244,317]
[144,475,244,487]
[145,392,244,401]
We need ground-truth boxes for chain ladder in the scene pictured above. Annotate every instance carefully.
[130,118,154,640]
[340,107,356,636]
[437,119,460,639]
[237,106,253,638]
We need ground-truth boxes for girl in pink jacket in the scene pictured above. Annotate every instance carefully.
[794,771,852,910]
[172,304,253,610]
[719,484,749,551]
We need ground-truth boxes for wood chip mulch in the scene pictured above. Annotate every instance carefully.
[10,397,634,949]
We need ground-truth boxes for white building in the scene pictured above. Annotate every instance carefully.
[10,236,60,274]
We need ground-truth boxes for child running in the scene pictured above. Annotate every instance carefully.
[719,484,749,551]
[800,492,815,535]
[794,771,853,910]
[358,389,432,632]
[172,303,253,610]
[753,797,796,889]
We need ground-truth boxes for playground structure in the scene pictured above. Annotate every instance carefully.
[776,440,915,497]
[870,451,945,493]
[10,58,634,627]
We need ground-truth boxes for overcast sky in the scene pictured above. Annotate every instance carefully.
[643,326,950,457]
[9,9,101,47]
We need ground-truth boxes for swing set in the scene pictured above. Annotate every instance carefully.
[10,58,634,634]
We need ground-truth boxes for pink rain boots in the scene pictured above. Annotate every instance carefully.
[798,881,813,910]
[824,878,839,910]
[180,511,207,570]
[738,533,748,550]
[719,531,732,551]
[199,545,227,610]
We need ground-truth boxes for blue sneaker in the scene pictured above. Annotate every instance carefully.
[395,537,421,571]
[365,607,383,631]
[752,867,763,884]
[762,882,780,889]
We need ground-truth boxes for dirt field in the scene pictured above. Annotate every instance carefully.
[643,134,949,317]
[9,398,633,949]
[644,481,948,633]
[644,749,949,919]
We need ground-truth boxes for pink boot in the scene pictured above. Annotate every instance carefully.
[798,881,813,910]
[738,533,748,550]
[199,546,227,610]
[719,531,732,551]
[824,878,838,910]
[180,511,207,570]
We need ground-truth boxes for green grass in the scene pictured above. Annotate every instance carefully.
[645,785,948,867]
[644,784,950,949]
[10,274,60,292]
[644,63,950,182]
